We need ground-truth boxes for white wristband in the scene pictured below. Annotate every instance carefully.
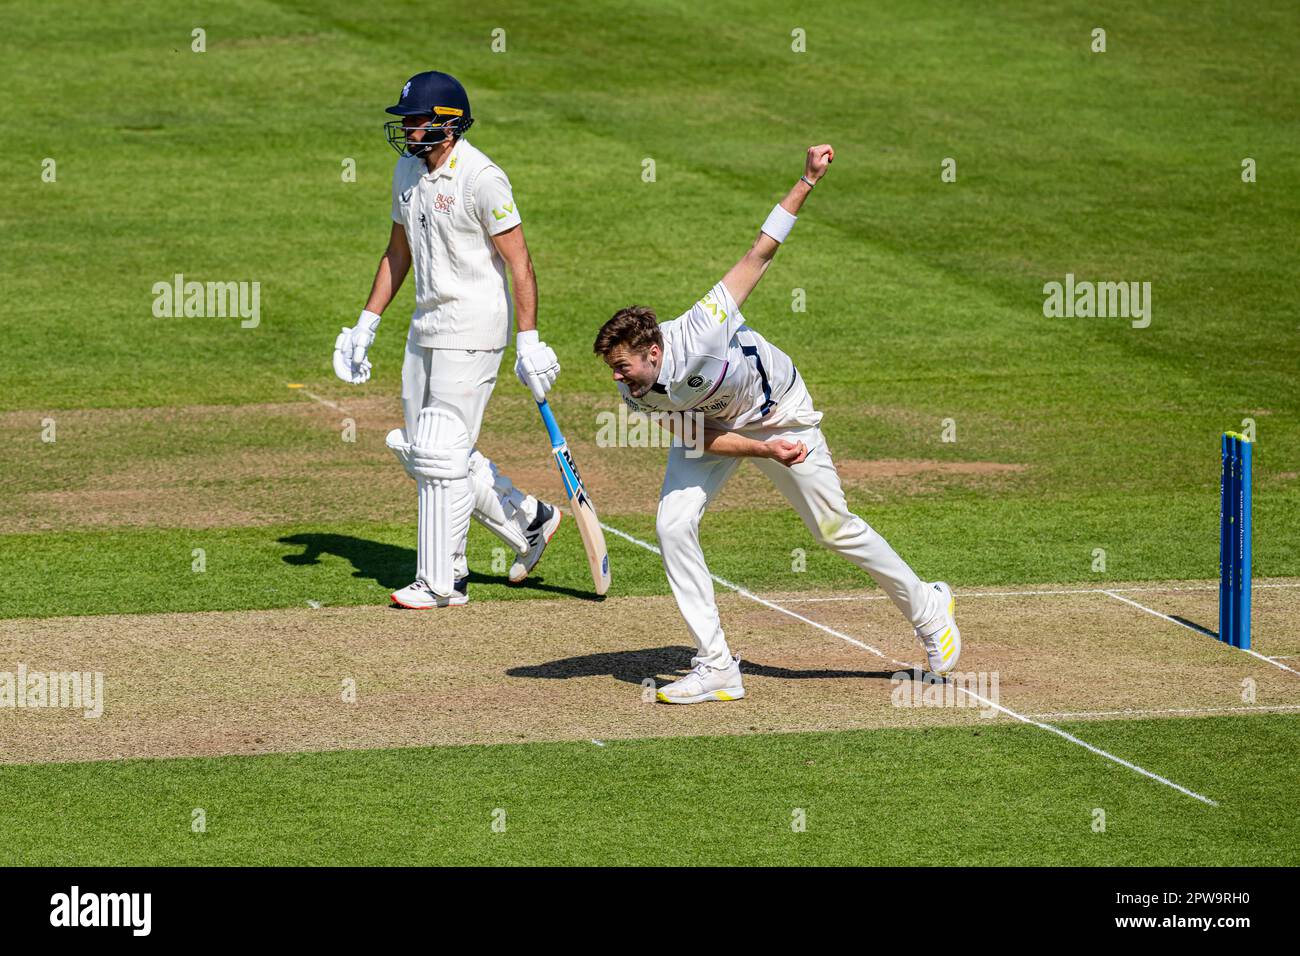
[357,309,382,334]
[760,204,797,243]
[517,329,539,351]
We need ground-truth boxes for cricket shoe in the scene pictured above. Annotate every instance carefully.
[656,655,745,704]
[915,581,960,677]
[391,576,468,609]
[508,501,562,583]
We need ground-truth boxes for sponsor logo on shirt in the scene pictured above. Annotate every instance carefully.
[433,192,456,214]
[694,395,731,414]
[492,202,515,221]
[702,292,727,323]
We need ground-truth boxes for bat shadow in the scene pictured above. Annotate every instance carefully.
[1168,615,1219,638]
[508,646,898,687]
[276,532,601,600]
[743,661,900,683]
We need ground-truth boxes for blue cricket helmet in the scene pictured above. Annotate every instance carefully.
[384,71,475,157]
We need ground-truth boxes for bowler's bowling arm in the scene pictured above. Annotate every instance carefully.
[720,160,823,307]
[721,215,792,309]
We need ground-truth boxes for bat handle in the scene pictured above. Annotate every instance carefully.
[536,400,565,449]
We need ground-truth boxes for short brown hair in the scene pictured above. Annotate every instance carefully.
[593,306,663,358]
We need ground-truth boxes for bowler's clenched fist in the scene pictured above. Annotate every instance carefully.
[804,144,834,184]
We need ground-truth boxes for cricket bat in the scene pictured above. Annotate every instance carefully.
[537,399,611,596]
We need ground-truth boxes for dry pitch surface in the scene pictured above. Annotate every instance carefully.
[4,578,1297,766]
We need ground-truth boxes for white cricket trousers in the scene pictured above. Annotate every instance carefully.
[401,333,537,577]
[657,400,941,670]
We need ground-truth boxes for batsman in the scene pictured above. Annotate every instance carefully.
[332,71,563,608]
[594,145,962,703]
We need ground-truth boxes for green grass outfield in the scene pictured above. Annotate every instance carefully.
[2,0,1299,593]
[2,0,1299,865]
[2,716,1297,866]
[7,493,1300,619]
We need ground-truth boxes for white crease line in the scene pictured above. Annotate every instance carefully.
[299,389,344,411]
[600,521,1217,806]
[1219,648,1295,676]
[1101,590,1300,679]
[1025,704,1300,720]
[780,583,1300,603]
[791,585,1299,681]
[782,589,1108,603]
[1102,590,1218,637]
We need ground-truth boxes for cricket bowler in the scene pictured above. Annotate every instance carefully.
[593,144,961,703]
[332,70,563,608]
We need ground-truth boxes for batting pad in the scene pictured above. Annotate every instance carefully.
[468,450,530,554]
[385,428,417,479]
[411,408,473,597]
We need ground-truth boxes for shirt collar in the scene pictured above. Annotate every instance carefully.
[654,348,674,390]
[426,138,465,181]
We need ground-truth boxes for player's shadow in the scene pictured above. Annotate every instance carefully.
[277,532,600,600]
[508,646,695,686]
[508,646,897,687]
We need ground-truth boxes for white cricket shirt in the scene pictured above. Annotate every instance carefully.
[391,138,523,350]
[618,280,820,431]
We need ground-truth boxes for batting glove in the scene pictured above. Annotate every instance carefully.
[514,330,560,402]
[332,310,382,384]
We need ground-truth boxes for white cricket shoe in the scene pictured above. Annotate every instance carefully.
[916,581,960,676]
[657,655,745,704]
[391,576,468,609]
[509,501,562,583]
